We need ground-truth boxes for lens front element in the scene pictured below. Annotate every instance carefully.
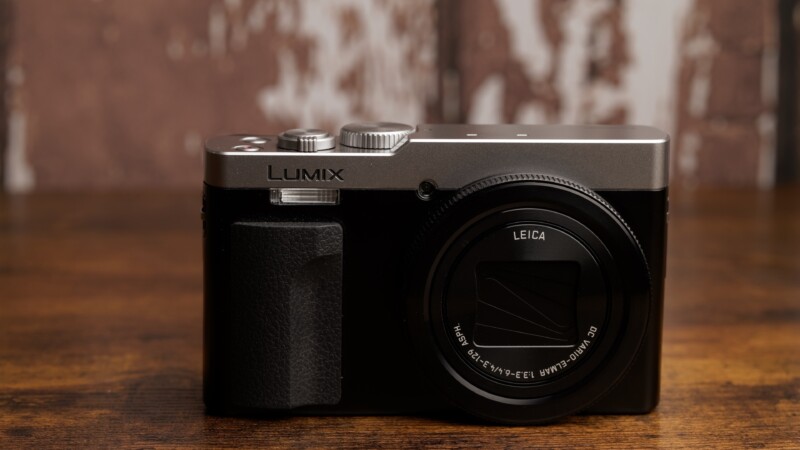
[442,220,608,385]
[474,260,581,347]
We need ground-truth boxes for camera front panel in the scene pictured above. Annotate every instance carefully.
[203,123,669,423]
[203,183,667,422]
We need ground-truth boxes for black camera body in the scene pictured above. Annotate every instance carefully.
[203,123,668,424]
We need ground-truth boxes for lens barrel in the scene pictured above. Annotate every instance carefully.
[407,174,652,424]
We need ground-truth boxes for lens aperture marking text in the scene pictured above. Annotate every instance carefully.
[454,324,469,346]
[452,323,599,382]
[540,326,598,377]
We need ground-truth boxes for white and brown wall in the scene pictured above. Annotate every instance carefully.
[0,0,796,191]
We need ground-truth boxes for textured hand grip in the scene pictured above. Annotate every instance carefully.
[227,221,343,409]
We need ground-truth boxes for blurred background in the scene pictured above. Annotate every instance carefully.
[0,0,798,191]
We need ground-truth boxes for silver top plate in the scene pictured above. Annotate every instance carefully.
[205,124,669,190]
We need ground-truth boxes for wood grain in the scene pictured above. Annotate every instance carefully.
[0,187,798,448]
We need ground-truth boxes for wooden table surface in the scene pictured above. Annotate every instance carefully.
[1,187,798,448]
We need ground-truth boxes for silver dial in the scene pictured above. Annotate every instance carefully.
[277,129,335,152]
[339,122,415,150]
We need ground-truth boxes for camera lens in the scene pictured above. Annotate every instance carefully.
[441,220,608,385]
[407,174,652,424]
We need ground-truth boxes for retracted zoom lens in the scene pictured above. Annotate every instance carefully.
[407,174,653,424]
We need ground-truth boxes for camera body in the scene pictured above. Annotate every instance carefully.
[203,123,669,424]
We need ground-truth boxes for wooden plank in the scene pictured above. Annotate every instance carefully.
[674,0,778,187]
[0,0,11,190]
[456,0,779,187]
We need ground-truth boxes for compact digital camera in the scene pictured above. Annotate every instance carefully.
[203,122,669,424]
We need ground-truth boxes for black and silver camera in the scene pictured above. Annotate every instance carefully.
[203,123,668,424]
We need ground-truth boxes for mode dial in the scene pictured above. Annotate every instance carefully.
[339,122,415,150]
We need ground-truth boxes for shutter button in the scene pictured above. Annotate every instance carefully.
[277,129,336,152]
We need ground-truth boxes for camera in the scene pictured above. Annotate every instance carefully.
[203,122,669,424]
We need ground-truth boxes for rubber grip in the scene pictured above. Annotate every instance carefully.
[227,221,343,409]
